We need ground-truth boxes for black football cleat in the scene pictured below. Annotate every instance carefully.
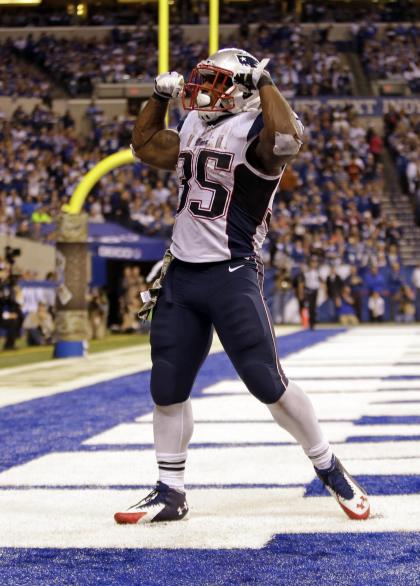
[315,455,370,520]
[114,481,189,524]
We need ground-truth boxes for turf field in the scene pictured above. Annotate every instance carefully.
[0,334,149,370]
[0,326,418,585]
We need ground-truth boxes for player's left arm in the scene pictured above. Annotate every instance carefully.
[256,79,304,174]
[235,61,304,175]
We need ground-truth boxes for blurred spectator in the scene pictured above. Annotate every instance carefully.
[118,265,147,332]
[344,265,363,320]
[0,279,23,350]
[368,291,385,323]
[406,153,419,197]
[326,266,343,321]
[367,128,383,167]
[88,200,105,223]
[394,284,416,323]
[120,297,142,333]
[15,220,33,239]
[32,205,52,224]
[23,301,54,345]
[303,257,322,329]
[385,218,403,246]
[292,267,307,327]
[364,264,385,295]
[337,285,359,326]
[272,265,292,325]
[386,111,420,196]
[388,262,404,320]
[412,262,420,322]
[152,180,171,204]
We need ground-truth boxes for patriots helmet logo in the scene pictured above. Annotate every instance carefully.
[237,54,259,67]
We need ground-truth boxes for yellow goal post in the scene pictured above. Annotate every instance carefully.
[65,0,219,215]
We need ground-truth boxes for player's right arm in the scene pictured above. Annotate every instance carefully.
[131,72,183,171]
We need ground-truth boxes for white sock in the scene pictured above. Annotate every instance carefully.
[267,380,333,470]
[153,399,194,491]
[155,451,188,491]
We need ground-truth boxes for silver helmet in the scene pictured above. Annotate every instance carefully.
[182,48,262,122]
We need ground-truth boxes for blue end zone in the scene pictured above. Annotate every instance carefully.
[0,534,419,586]
[1,327,419,585]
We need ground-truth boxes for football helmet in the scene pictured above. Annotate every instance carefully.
[182,48,263,122]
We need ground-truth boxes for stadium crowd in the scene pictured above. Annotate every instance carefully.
[0,40,52,100]
[4,20,419,100]
[1,96,419,336]
[0,4,419,342]
[7,25,352,98]
[0,1,417,28]
[0,101,394,258]
[353,23,420,93]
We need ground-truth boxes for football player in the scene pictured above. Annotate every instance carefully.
[114,49,370,524]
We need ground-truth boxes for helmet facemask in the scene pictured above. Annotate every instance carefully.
[182,65,236,121]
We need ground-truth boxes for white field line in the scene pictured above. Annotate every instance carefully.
[0,489,419,549]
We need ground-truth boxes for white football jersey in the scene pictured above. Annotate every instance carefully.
[170,110,285,262]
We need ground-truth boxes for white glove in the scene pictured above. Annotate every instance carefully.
[234,58,271,91]
[154,71,184,100]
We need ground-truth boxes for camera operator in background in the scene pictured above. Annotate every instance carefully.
[23,301,55,346]
[87,287,109,340]
[0,247,24,350]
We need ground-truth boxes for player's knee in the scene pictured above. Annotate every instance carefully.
[151,360,190,406]
[240,362,287,404]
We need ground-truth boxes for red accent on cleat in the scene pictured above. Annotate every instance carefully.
[339,501,370,520]
[114,512,147,524]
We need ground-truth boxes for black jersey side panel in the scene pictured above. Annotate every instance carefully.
[230,163,279,222]
[226,163,279,257]
[225,199,258,257]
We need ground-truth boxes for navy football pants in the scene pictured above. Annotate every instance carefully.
[150,257,289,406]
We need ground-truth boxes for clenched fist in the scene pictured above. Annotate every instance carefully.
[154,71,184,100]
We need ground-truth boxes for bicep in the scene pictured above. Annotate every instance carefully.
[255,128,302,172]
[134,129,180,171]
[246,135,290,176]
[256,111,304,173]
[255,139,294,171]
